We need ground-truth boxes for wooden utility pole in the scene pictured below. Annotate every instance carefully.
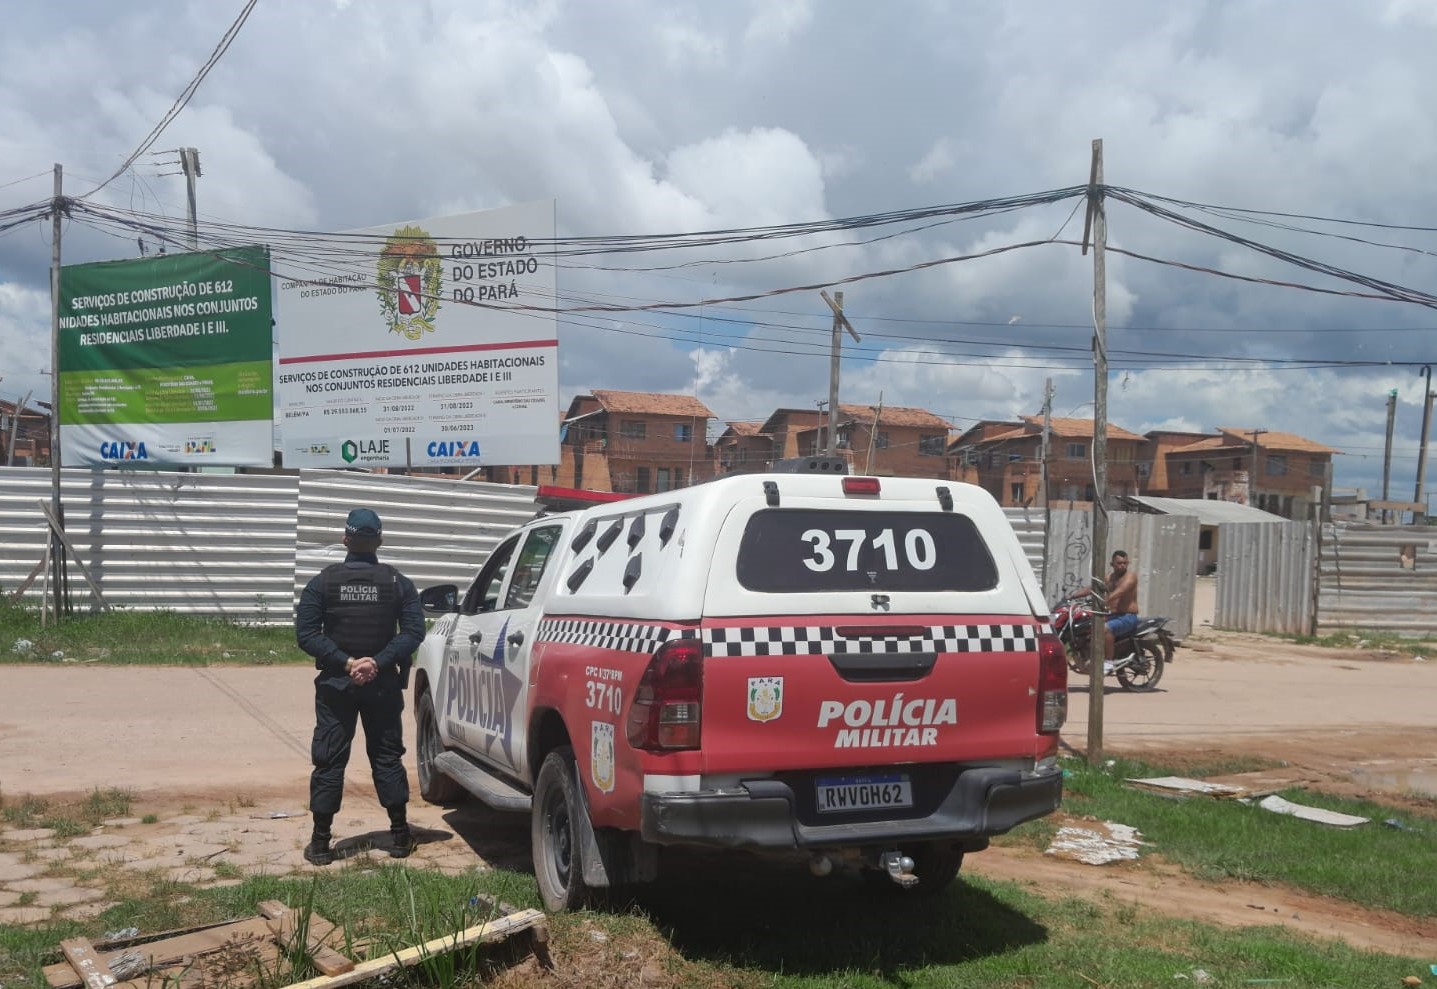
[1382,388,1398,523]
[821,290,860,455]
[1248,428,1268,509]
[1415,366,1434,522]
[180,148,201,250]
[47,163,67,616]
[865,392,884,474]
[1039,378,1054,589]
[1081,139,1108,764]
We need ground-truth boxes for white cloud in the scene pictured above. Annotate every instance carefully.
[1,0,1434,500]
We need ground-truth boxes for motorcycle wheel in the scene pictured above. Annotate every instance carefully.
[1064,640,1093,676]
[1116,640,1165,692]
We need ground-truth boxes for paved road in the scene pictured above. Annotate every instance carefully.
[3,635,1434,799]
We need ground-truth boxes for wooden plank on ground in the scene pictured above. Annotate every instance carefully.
[277,909,548,989]
[258,902,354,976]
[45,919,276,988]
[59,938,118,989]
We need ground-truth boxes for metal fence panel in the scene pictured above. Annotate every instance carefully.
[1,467,298,621]
[1003,507,1046,584]
[1109,512,1198,640]
[294,469,538,606]
[1214,521,1313,635]
[1040,507,1196,637]
[1317,522,1437,634]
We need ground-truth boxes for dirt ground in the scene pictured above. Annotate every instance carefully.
[3,625,1436,959]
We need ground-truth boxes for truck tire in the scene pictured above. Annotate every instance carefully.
[532,746,592,912]
[416,690,464,804]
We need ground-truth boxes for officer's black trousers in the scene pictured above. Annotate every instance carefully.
[310,678,409,815]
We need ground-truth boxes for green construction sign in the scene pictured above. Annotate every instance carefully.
[58,246,274,467]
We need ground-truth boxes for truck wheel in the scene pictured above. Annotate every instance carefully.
[532,746,591,912]
[416,691,463,804]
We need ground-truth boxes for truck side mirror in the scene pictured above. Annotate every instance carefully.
[420,584,459,614]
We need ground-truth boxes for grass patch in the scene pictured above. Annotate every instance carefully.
[1270,626,1437,656]
[1035,753,1437,917]
[0,788,133,833]
[0,860,1427,989]
[0,599,306,666]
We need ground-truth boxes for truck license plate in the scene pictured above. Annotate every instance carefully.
[815,773,913,813]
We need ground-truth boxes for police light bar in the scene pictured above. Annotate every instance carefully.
[534,485,635,513]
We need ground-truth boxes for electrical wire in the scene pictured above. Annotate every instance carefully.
[81,0,257,200]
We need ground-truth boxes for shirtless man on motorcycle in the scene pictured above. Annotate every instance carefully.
[1104,550,1140,672]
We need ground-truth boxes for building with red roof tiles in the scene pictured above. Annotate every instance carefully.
[948,416,1148,507]
[1148,427,1336,518]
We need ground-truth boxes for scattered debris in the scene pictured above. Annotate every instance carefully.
[1384,818,1423,833]
[1126,776,1250,799]
[249,809,306,820]
[12,638,34,655]
[1045,820,1146,864]
[1247,795,1368,828]
[43,899,548,989]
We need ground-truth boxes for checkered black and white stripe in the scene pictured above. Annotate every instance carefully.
[537,619,1036,658]
[537,619,688,654]
[702,624,1037,658]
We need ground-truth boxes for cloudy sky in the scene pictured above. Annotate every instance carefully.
[3,0,1437,501]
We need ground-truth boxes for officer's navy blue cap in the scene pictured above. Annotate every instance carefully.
[345,508,382,538]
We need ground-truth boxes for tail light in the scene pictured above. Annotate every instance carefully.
[626,638,704,751]
[1036,632,1068,734]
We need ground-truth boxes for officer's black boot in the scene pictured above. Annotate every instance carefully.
[387,805,416,858]
[304,831,334,866]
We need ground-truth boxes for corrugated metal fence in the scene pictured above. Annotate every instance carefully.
[1317,522,1437,634]
[1214,521,1314,635]
[33,468,1418,640]
[0,467,536,624]
[1041,507,1198,639]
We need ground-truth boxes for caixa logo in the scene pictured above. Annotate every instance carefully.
[427,439,481,458]
[99,440,148,461]
[341,438,390,463]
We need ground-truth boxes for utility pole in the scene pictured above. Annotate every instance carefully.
[1249,428,1268,511]
[1039,377,1054,592]
[7,389,33,467]
[1038,378,1054,509]
[1415,366,1434,524]
[179,147,201,250]
[865,392,884,474]
[1382,388,1398,523]
[1081,139,1108,764]
[820,289,860,455]
[48,163,67,618]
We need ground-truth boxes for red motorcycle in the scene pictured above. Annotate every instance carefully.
[1049,583,1175,692]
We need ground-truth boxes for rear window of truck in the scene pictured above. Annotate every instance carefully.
[735,509,1000,593]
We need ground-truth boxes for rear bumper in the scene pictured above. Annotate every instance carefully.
[639,763,1063,849]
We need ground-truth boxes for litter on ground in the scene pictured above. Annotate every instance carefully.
[1045,820,1146,865]
[1126,776,1250,798]
[1246,794,1369,828]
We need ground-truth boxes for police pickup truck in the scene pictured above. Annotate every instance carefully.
[412,463,1067,911]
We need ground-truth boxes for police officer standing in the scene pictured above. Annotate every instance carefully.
[296,508,424,865]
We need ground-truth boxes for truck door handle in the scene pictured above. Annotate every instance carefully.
[507,629,525,646]
[468,631,483,644]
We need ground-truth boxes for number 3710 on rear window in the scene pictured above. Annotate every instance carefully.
[800,528,936,573]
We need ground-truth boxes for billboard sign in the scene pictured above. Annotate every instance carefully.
[57,246,275,467]
[276,201,559,468]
